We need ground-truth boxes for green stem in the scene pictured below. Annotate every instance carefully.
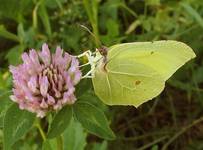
[92,23,100,47]
[32,1,40,30]
[119,3,137,18]
[56,135,63,150]
[36,121,46,141]
[83,0,100,47]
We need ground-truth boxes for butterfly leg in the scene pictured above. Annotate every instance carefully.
[82,68,95,79]
[82,75,93,78]
[79,62,91,68]
[77,50,102,79]
[77,50,92,58]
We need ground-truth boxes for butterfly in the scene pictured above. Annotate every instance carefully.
[79,40,196,107]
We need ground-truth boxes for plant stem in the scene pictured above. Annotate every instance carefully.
[162,116,203,150]
[56,135,63,150]
[118,131,171,141]
[137,136,168,150]
[36,120,46,141]
[83,0,100,47]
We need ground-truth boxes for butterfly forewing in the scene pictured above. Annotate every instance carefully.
[107,40,196,80]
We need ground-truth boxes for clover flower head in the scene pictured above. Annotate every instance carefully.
[9,44,82,117]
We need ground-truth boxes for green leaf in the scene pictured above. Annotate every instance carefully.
[3,103,35,150]
[0,91,12,128]
[146,0,160,6]
[42,140,57,150]
[39,2,52,36]
[106,19,119,38]
[83,0,100,45]
[42,141,52,150]
[73,102,115,140]
[47,105,73,139]
[181,3,203,28]
[0,25,20,42]
[101,19,120,45]
[17,24,25,43]
[92,141,108,150]
[45,0,64,9]
[83,0,98,27]
[12,140,34,150]
[77,92,108,113]
[75,78,91,97]
[0,0,32,22]
[63,118,87,150]
[6,45,25,65]
[62,26,84,51]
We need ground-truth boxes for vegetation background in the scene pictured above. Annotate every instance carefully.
[0,0,203,149]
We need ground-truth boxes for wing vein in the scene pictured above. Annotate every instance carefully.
[106,74,112,104]
[112,77,137,90]
[109,70,153,78]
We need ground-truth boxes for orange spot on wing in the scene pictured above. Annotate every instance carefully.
[135,80,141,85]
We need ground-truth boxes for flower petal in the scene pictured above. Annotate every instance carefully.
[39,44,51,66]
[39,76,49,97]
[28,76,39,93]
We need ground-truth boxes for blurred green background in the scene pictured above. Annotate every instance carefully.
[0,0,203,149]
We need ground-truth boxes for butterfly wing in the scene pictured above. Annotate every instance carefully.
[92,58,165,107]
[108,40,196,80]
[92,40,195,107]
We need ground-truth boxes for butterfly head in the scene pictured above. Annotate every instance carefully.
[98,46,108,57]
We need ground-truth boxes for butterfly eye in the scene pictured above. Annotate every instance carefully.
[98,46,108,56]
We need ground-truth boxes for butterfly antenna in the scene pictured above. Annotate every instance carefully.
[77,24,102,47]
